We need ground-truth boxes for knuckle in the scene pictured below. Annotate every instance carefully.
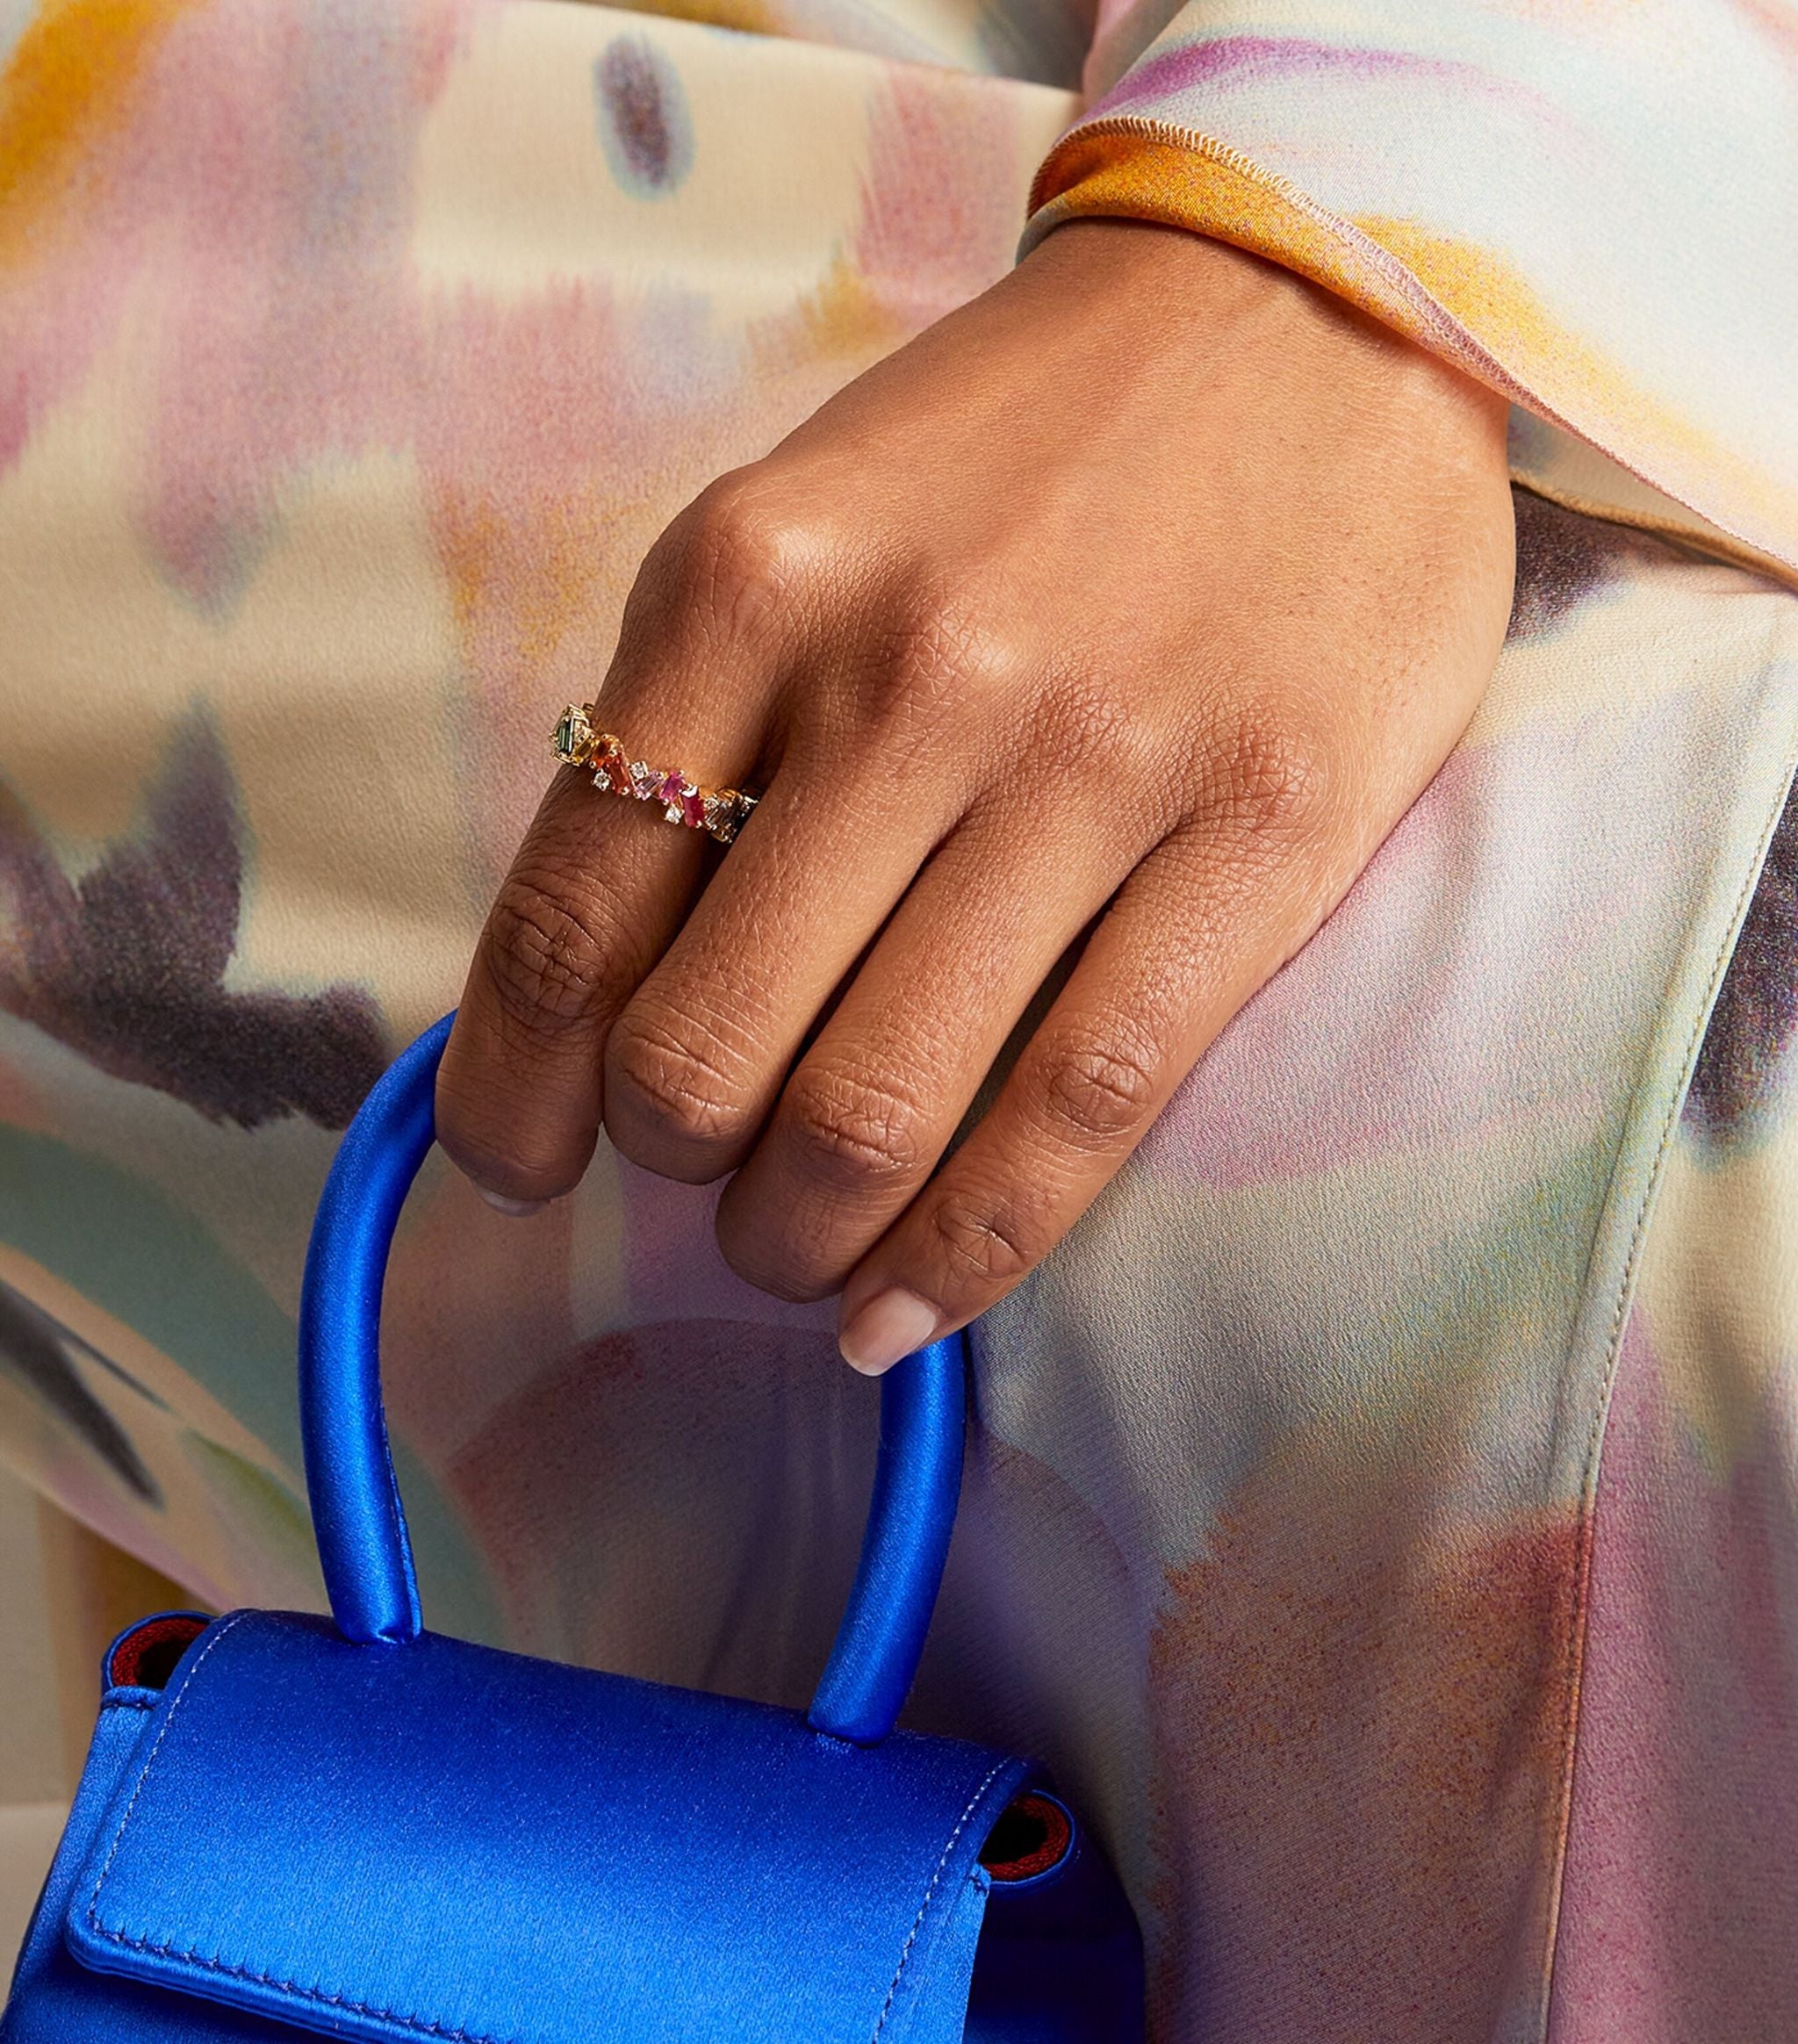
[1032,676,1176,810]
[483,872,628,1036]
[780,1064,928,1189]
[926,1188,1037,1291]
[1036,675,1135,762]
[605,1003,755,1155]
[863,588,1027,728]
[1039,1026,1161,1147]
[667,474,817,644]
[1212,706,1334,839]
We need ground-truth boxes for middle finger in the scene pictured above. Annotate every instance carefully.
[599,716,976,1182]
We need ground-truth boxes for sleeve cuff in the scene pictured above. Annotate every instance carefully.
[1025,21,1798,589]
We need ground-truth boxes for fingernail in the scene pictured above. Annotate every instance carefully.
[838,1288,940,1377]
[474,1184,547,1219]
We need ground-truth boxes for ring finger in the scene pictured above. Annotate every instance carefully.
[595,713,981,1184]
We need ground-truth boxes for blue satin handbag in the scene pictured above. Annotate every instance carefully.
[4,1016,1143,2043]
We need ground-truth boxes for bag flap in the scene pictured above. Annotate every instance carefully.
[64,1611,1028,2044]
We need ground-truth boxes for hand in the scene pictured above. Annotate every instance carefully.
[435,220,1515,1374]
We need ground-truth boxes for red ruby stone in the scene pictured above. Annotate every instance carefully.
[680,785,707,828]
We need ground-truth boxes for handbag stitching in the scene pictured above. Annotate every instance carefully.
[81,1608,514,2043]
[80,1608,1011,2044]
[84,1607,250,1931]
[78,1926,514,2044]
[868,1759,1013,2044]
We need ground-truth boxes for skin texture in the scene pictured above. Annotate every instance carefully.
[435,220,1516,1373]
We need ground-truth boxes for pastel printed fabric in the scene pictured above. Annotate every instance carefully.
[2,4,1795,2041]
[1551,792,1798,2040]
[1026,0,1798,587]
[604,0,1099,83]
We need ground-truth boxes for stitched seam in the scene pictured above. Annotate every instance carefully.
[870,1761,1012,2043]
[1535,738,1798,2044]
[81,1926,514,2044]
[81,1609,514,2044]
[83,1607,1006,2044]
[1029,118,1451,326]
[83,1609,249,1927]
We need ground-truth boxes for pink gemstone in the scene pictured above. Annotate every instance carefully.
[680,785,707,828]
[655,774,680,822]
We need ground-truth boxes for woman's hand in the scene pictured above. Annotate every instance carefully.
[435,220,1515,1374]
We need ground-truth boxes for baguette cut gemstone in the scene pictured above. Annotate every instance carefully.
[557,716,758,846]
[551,705,592,766]
[702,791,745,842]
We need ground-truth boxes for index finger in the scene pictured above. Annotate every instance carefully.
[435,753,714,1206]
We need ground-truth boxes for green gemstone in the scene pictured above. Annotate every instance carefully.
[551,707,586,764]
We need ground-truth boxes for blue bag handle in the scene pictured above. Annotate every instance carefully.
[298,1012,965,1746]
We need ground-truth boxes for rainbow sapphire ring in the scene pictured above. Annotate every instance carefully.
[550,702,759,846]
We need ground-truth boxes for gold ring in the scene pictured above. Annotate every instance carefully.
[550,703,759,846]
